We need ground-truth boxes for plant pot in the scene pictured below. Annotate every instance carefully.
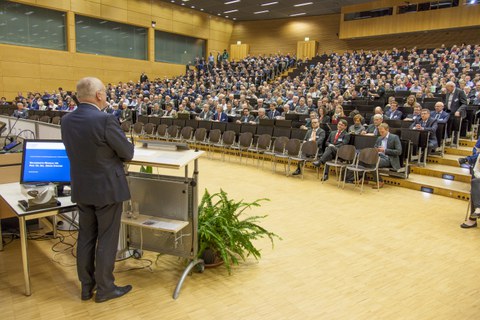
[201,248,224,268]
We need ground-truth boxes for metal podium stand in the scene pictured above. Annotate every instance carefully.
[123,145,204,299]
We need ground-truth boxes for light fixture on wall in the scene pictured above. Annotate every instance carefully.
[304,37,310,41]
[151,21,156,28]
[237,41,242,45]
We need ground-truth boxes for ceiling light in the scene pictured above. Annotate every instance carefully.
[225,0,241,4]
[294,2,313,7]
[254,10,269,14]
[200,8,204,11]
[289,12,306,16]
[233,17,237,20]
[218,13,221,15]
[261,1,278,6]
[191,5,195,8]
[224,9,239,13]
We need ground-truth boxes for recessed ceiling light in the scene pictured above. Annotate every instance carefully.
[294,2,313,6]
[200,8,204,11]
[218,13,221,15]
[225,15,229,18]
[254,10,269,14]
[289,12,307,16]
[191,5,195,8]
[181,3,185,5]
[233,17,237,20]
[225,0,241,4]
[224,9,239,13]
[261,2,278,6]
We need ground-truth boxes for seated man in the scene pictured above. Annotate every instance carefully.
[300,111,319,130]
[458,136,480,166]
[236,107,255,124]
[267,102,280,119]
[430,102,450,123]
[252,107,268,124]
[385,101,403,120]
[211,105,228,122]
[404,105,422,122]
[312,119,350,181]
[150,103,164,117]
[371,123,402,188]
[365,114,383,136]
[294,97,309,114]
[292,118,326,175]
[12,102,29,119]
[369,106,387,123]
[196,104,212,120]
[409,108,438,151]
[164,102,177,118]
[119,102,132,123]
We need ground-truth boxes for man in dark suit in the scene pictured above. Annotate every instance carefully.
[385,101,403,120]
[445,81,467,118]
[267,102,280,119]
[61,77,134,303]
[372,123,402,188]
[119,102,132,124]
[211,105,228,122]
[12,102,29,119]
[236,107,255,124]
[430,102,450,123]
[196,104,213,120]
[365,114,383,136]
[312,119,350,180]
[292,118,325,175]
[409,108,438,150]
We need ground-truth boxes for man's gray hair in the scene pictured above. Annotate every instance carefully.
[76,77,104,100]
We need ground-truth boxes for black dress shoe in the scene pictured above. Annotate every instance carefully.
[292,169,301,175]
[95,285,132,303]
[460,222,477,228]
[81,286,95,301]
[322,175,328,181]
[312,160,322,167]
[458,157,468,165]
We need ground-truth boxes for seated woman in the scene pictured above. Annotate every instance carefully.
[331,105,345,124]
[403,95,421,110]
[348,114,365,135]
[318,106,331,125]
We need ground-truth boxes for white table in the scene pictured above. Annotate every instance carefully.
[0,183,76,296]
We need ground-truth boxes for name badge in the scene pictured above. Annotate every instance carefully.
[337,138,343,142]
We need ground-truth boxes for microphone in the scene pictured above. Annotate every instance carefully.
[4,115,21,148]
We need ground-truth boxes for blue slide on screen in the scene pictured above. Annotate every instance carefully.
[22,141,71,183]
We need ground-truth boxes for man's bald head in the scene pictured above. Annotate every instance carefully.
[76,77,105,101]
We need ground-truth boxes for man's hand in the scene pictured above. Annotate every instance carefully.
[377,146,385,153]
[455,111,460,117]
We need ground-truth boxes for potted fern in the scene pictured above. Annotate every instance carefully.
[197,189,280,274]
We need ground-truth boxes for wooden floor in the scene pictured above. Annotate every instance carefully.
[1,156,479,320]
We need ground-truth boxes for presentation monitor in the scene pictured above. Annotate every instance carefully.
[20,139,71,185]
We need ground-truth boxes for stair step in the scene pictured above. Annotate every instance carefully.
[459,139,477,148]
[410,163,471,183]
[427,153,461,166]
[444,146,472,156]
[383,173,469,201]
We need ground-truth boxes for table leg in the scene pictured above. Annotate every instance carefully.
[19,216,31,296]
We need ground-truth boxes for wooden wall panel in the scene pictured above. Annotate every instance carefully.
[0,0,234,99]
[340,1,480,39]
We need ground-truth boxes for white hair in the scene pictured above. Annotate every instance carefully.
[76,77,104,100]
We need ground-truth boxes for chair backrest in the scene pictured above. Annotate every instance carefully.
[238,131,253,148]
[208,129,222,143]
[211,121,227,133]
[272,136,288,153]
[285,138,302,156]
[352,134,377,150]
[144,123,156,135]
[336,144,357,162]
[29,115,40,121]
[357,148,379,166]
[256,134,272,150]
[194,127,207,142]
[273,126,291,138]
[300,140,318,158]
[222,130,236,146]
[121,121,131,133]
[180,126,193,140]
[133,122,144,134]
[156,124,168,136]
[167,125,179,138]
[51,116,61,125]
[39,115,50,123]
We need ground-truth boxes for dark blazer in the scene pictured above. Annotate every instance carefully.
[61,103,134,206]
[445,88,467,118]
[409,117,438,148]
[304,128,326,151]
[239,115,255,123]
[211,112,228,122]
[326,129,350,147]
[267,109,281,119]
[199,110,213,120]
[120,108,132,122]
[430,110,450,123]
[366,124,380,136]
[12,109,28,119]
[385,109,403,120]
[374,133,402,170]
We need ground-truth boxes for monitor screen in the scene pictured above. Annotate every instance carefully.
[21,140,71,184]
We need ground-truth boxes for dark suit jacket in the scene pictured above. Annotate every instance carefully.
[326,130,350,147]
[240,115,255,123]
[211,112,228,122]
[445,88,467,118]
[304,128,326,152]
[430,110,449,123]
[120,108,132,122]
[199,110,213,120]
[267,110,280,119]
[374,133,402,170]
[385,109,403,120]
[409,117,438,148]
[61,103,134,206]
[366,124,380,136]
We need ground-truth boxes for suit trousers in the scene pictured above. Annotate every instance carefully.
[470,178,480,214]
[77,202,122,294]
[320,146,338,177]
